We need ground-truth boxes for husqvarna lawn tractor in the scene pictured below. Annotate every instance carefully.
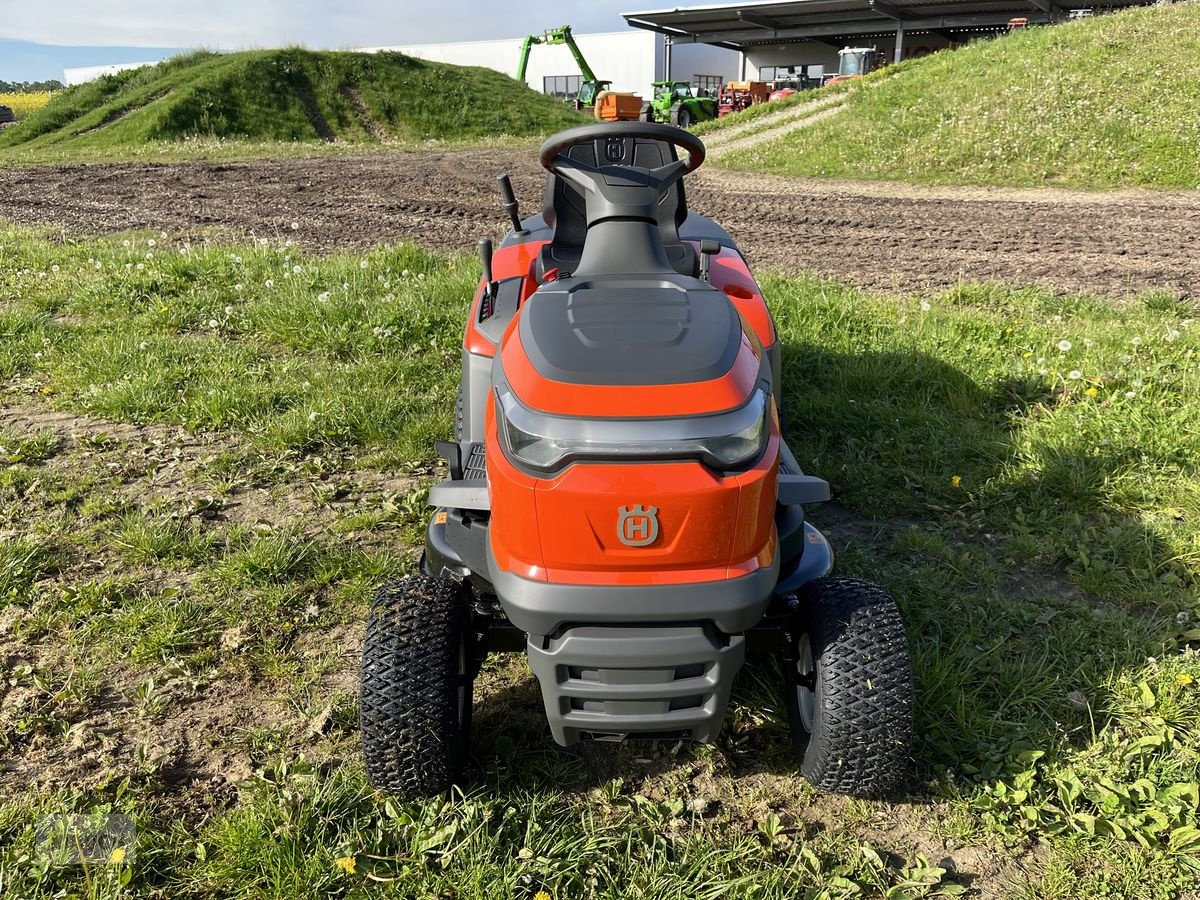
[359,122,914,799]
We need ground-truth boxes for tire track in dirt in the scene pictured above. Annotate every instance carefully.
[1,148,1197,298]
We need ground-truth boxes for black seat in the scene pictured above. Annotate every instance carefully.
[537,137,699,281]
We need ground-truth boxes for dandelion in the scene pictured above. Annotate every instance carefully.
[95,262,102,270]
[1022,351,1032,358]
[139,341,149,350]
[533,892,552,900]
[919,300,931,312]
[147,239,156,248]
[1179,673,1195,687]
[292,265,302,274]
[145,252,154,260]
[265,279,274,288]
[1085,386,1098,397]
[234,284,243,292]
[1057,339,1072,352]
[1131,336,1142,346]
[51,264,60,272]
[224,305,234,315]
[291,221,300,230]
[951,475,962,488]
[233,254,242,263]
[160,231,168,239]
[109,846,127,865]
[1068,370,1082,380]
[401,269,411,278]
[122,239,131,247]
[359,259,369,269]
[334,856,356,874]
[208,319,219,328]
[136,263,145,271]
[418,272,426,281]
[317,292,330,303]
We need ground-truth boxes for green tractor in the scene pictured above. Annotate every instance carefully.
[639,81,716,128]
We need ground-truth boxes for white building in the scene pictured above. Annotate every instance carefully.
[364,29,740,99]
[63,62,160,86]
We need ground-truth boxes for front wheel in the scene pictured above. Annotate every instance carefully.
[784,577,913,796]
[672,105,693,128]
[360,575,474,798]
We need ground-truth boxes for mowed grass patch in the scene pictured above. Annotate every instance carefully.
[721,3,1200,189]
[0,227,1198,897]
[1,230,466,460]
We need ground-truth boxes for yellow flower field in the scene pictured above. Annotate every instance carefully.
[0,91,54,119]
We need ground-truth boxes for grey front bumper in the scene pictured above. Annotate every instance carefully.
[485,542,779,636]
[487,543,779,746]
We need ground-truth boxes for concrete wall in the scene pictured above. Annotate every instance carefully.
[744,34,953,79]
[366,30,740,98]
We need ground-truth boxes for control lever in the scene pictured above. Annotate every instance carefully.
[699,239,721,282]
[478,238,496,298]
[497,173,526,235]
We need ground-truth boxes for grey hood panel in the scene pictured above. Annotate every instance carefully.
[519,276,743,387]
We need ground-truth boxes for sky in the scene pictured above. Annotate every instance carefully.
[0,0,648,82]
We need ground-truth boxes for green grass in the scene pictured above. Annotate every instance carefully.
[721,4,1200,189]
[1,227,1198,897]
[0,48,585,163]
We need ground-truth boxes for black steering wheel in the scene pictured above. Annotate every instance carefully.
[539,121,705,176]
[537,122,706,227]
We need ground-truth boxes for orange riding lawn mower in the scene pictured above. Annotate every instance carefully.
[359,122,914,800]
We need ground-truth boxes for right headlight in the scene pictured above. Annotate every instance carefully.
[497,387,770,473]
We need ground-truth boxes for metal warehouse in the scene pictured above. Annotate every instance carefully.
[623,0,1156,80]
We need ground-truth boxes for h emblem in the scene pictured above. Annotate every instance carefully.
[604,136,627,163]
[617,505,659,547]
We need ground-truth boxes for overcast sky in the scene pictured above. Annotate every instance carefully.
[2,0,655,80]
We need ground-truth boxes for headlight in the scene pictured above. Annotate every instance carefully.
[497,388,769,472]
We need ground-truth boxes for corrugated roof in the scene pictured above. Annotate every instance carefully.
[622,0,1148,46]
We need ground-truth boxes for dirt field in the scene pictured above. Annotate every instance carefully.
[3,147,1198,298]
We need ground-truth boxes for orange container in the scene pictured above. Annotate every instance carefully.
[595,91,643,122]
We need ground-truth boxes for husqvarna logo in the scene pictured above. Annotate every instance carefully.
[604,137,626,163]
[617,505,659,547]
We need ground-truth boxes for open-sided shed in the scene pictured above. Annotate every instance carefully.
[623,0,1152,78]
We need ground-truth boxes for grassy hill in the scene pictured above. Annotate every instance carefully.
[0,48,585,154]
[722,3,1200,189]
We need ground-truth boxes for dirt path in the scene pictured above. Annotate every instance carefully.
[2,148,1198,298]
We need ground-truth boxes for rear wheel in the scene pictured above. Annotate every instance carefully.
[784,576,913,796]
[672,105,693,128]
[360,575,474,798]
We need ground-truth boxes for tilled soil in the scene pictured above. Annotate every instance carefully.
[2,147,1198,298]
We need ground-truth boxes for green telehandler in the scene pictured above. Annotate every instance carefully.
[517,25,639,120]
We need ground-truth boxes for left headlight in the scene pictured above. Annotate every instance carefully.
[497,388,770,472]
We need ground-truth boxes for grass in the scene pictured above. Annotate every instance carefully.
[0,226,1198,897]
[0,48,585,164]
[720,3,1200,189]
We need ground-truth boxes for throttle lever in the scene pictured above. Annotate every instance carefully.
[497,174,526,235]
[478,238,497,311]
